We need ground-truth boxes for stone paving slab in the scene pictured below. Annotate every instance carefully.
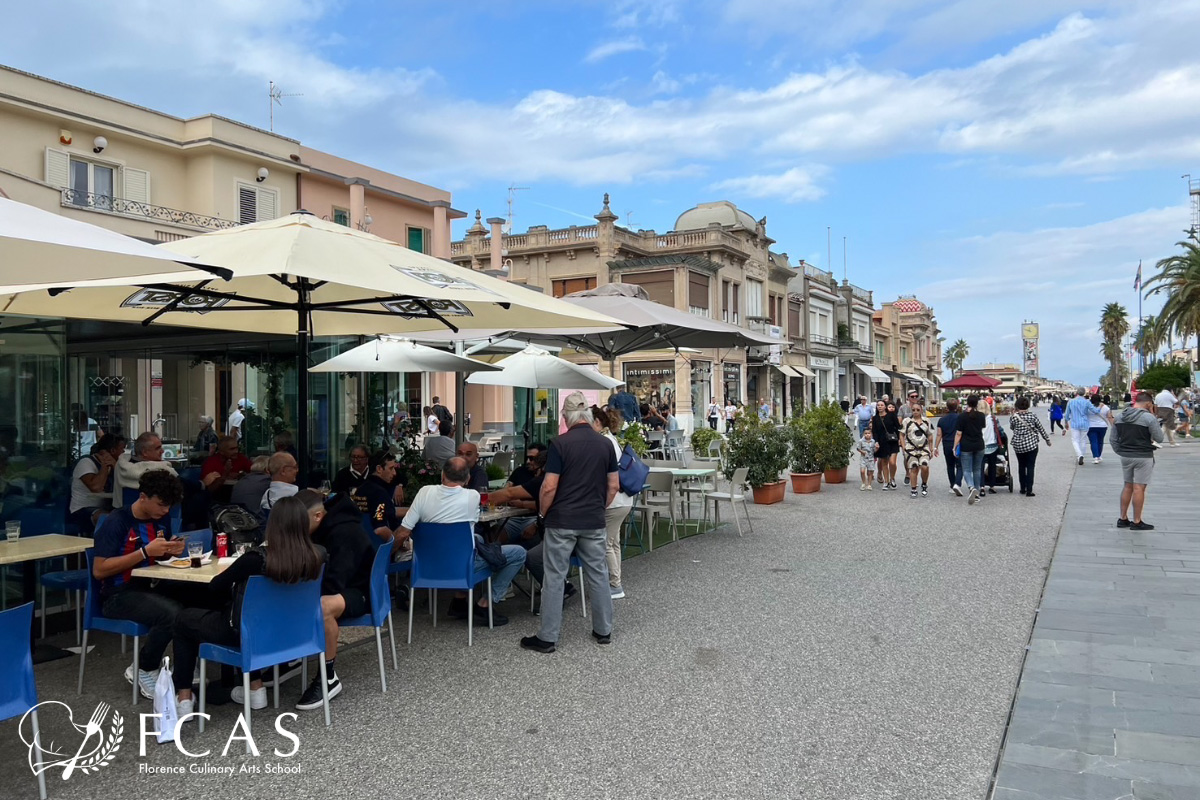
[991,442,1200,799]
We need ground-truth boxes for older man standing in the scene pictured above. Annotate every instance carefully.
[112,432,177,509]
[521,392,618,654]
[1065,387,1102,466]
[194,415,219,457]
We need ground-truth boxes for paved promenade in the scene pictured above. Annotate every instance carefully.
[993,442,1200,800]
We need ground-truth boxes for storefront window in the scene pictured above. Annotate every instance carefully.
[722,363,741,405]
[689,361,712,421]
[623,360,675,410]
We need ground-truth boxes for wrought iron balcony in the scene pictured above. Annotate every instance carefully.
[61,188,240,231]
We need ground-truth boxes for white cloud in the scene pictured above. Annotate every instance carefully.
[712,166,828,202]
[583,38,647,63]
[650,70,681,94]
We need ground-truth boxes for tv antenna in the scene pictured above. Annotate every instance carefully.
[268,81,303,132]
[506,184,529,233]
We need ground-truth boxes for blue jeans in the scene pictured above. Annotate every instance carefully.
[942,445,962,487]
[959,450,985,491]
[1088,427,1107,458]
[858,418,870,436]
[473,534,525,604]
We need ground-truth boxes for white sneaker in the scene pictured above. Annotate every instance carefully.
[231,685,269,710]
[1093,458,1100,464]
[125,665,158,700]
[952,484,963,497]
[968,487,979,505]
[176,698,195,721]
[1171,443,1181,447]
[610,586,626,600]
[860,484,866,491]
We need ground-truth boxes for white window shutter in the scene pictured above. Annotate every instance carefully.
[124,168,150,203]
[45,148,69,188]
[238,185,257,224]
[256,188,277,221]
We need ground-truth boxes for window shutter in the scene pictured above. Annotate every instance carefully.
[621,270,674,307]
[256,188,277,221]
[123,168,150,203]
[238,186,257,224]
[45,148,70,188]
[688,272,709,310]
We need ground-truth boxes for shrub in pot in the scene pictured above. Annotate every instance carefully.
[787,413,822,494]
[808,400,855,484]
[690,426,722,459]
[723,412,789,504]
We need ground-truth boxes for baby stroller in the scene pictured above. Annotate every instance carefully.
[985,434,1015,493]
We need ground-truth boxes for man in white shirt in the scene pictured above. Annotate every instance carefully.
[260,452,299,516]
[227,399,248,441]
[1154,387,1180,446]
[112,432,176,509]
[394,457,525,627]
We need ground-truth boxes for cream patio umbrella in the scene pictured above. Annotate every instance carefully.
[0,210,626,467]
[0,195,231,290]
[466,345,625,391]
[308,336,502,375]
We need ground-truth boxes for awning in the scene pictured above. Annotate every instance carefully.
[791,365,816,378]
[855,364,891,383]
[774,365,811,379]
[901,372,932,386]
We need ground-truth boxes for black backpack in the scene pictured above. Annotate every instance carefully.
[433,404,454,426]
[209,503,263,548]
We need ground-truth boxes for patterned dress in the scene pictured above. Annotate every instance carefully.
[900,417,933,469]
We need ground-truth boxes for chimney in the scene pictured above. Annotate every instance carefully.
[486,217,505,273]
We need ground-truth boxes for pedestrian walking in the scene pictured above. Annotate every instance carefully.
[981,402,1007,495]
[871,400,901,490]
[705,398,722,431]
[1049,397,1065,435]
[853,396,874,437]
[900,403,932,498]
[521,392,618,653]
[1154,387,1181,447]
[1113,391,1164,530]
[856,427,878,490]
[724,400,737,434]
[934,398,963,495]
[1065,388,1102,465]
[1087,393,1115,463]
[1009,396,1051,496]
[953,394,987,505]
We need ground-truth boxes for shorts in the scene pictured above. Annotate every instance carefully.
[1120,456,1154,486]
[904,452,930,470]
[1156,407,1177,430]
[338,588,369,619]
[859,459,875,472]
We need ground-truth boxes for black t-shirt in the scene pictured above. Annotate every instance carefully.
[467,464,488,492]
[352,474,396,528]
[955,410,987,453]
[519,473,546,513]
[543,424,618,530]
[331,466,368,495]
[936,413,960,450]
[507,464,535,487]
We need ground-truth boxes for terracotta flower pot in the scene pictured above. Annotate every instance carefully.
[823,466,848,484]
[790,472,822,494]
[751,480,787,505]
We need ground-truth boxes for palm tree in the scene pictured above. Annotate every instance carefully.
[943,338,969,378]
[1146,241,1200,340]
[1099,303,1129,392]
[1132,314,1168,364]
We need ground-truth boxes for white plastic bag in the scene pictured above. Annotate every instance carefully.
[153,657,177,743]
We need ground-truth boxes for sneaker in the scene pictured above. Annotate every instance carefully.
[520,635,556,653]
[968,487,979,505]
[860,484,866,491]
[1130,521,1156,531]
[987,487,997,494]
[1093,458,1100,464]
[1116,517,1131,528]
[562,583,578,604]
[1078,456,1085,465]
[1025,492,1036,497]
[952,485,963,497]
[592,630,612,645]
[610,586,626,599]
[867,484,873,491]
[295,673,341,711]
[125,665,158,700]
[263,659,302,687]
[231,684,268,710]
[903,475,910,485]
[1171,443,1181,447]
[921,485,928,497]
[910,489,918,499]
[176,698,194,721]
[889,481,897,490]
[472,606,508,626]
[1096,457,1103,463]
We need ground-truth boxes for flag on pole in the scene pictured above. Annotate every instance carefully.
[1134,260,1142,290]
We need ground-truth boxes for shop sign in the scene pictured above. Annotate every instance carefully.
[809,356,834,369]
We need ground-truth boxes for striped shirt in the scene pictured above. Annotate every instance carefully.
[1065,396,1100,429]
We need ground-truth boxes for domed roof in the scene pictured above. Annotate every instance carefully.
[674,201,759,232]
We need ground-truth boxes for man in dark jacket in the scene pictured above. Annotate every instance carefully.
[296,490,375,711]
[1112,391,1164,531]
[352,450,401,541]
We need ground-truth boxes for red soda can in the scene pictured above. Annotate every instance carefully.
[216,532,228,559]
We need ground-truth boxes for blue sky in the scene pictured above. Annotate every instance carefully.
[4,0,1198,384]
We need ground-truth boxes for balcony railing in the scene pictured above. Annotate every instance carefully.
[809,334,836,346]
[62,188,240,231]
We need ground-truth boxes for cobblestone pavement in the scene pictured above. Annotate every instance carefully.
[992,440,1200,800]
[1,433,1077,800]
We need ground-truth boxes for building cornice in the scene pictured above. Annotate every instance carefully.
[607,254,723,276]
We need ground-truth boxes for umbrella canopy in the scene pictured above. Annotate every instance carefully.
[308,337,501,374]
[466,346,625,390]
[518,284,777,359]
[0,196,231,291]
[0,211,625,335]
[941,372,1002,389]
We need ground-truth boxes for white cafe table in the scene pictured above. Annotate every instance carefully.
[0,534,93,565]
[132,556,237,584]
[479,506,528,524]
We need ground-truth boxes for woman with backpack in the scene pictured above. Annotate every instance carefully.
[169,495,324,720]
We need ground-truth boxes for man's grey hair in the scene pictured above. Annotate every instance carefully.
[561,391,593,426]
[1075,387,1086,396]
[250,455,270,474]
[267,452,296,477]
[199,415,213,426]
[133,432,161,458]
[442,456,469,486]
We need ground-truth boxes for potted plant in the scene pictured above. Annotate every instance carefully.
[690,426,721,459]
[808,400,855,484]
[787,413,822,494]
[724,413,789,504]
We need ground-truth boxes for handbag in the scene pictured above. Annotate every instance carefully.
[475,540,506,571]
[618,444,650,496]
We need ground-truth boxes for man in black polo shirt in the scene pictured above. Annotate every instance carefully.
[520,392,618,653]
[352,450,400,541]
[505,442,546,488]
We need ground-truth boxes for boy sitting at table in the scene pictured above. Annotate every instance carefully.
[91,470,186,699]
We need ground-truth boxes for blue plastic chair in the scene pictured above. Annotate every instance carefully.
[199,574,330,751]
[78,550,149,705]
[181,528,213,553]
[529,554,589,618]
[338,543,397,691]
[0,603,47,799]
[407,522,493,646]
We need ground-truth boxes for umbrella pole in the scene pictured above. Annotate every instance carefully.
[454,342,467,443]
[297,282,311,487]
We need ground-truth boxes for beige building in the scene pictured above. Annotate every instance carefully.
[450,197,810,427]
[871,297,943,400]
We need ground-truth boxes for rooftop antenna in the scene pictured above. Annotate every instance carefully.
[843,236,847,283]
[625,211,635,229]
[506,184,529,234]
[268,81,302,132]
[1185,174,1200,240]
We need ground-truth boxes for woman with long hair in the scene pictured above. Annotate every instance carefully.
[589,406,635,599]
[871,400,901,490]
[1088,393,1115,464]
[170,495,324,719]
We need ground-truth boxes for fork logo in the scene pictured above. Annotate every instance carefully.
[18,701,124,779]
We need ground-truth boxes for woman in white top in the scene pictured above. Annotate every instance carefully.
[1087,393,1115,464]
[592,406,634,600]
[706,399,721,431]
[724,401,737,433]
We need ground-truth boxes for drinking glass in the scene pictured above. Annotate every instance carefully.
[4,521,19,542]
[188,541,204,568]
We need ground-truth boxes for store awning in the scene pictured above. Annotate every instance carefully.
[791,365,816,378]
[774,364,811,380]
[855,364,891,383]
[902,372,933,386]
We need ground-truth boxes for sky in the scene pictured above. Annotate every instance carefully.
[4,0,1199,384]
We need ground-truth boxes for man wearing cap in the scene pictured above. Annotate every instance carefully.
[228,399,249,441]
[520,392,618,653]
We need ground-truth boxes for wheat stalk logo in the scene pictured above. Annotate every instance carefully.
[18,701,124,779]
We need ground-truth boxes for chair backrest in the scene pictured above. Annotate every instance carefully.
[182,528,213,552]
[355,541,393,626]
[238,572,326,672]
[646,471,674,493]
[82,549,103,627]
[410,522,477,590]
[646,430,665,443]
[708,439,723,456]
[729,467,749,491]
[121,487,140,508]
[17,507,57,537]
[491,451,513,475]
[0,602,37,722]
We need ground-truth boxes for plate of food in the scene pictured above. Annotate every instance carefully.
[157,552,212,567]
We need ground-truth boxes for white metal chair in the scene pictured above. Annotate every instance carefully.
[490,450,513,477]
[645,430,666,459]
[633,471,677,549]
[664,431,686,461]
[703,467,754,537]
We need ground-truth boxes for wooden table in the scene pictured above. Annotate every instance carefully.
[0,534,93,565]
[132,556,238,584]
[479,506,529,524]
